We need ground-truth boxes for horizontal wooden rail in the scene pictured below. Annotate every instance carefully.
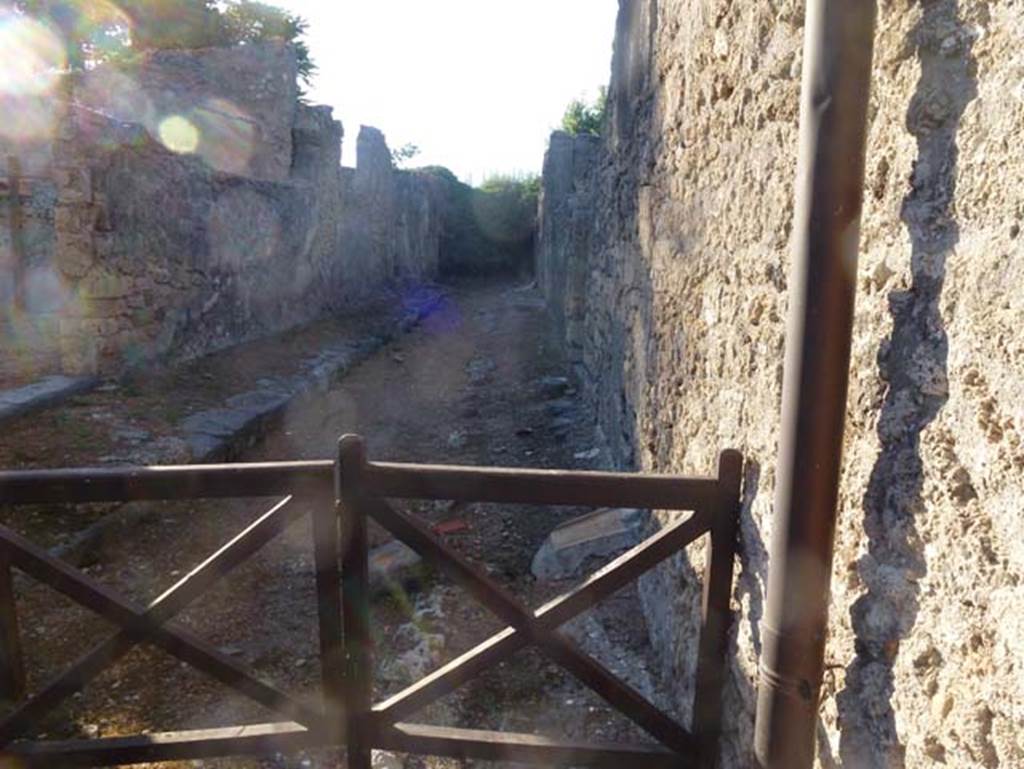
[373,723,689,769]
[0,461,718,511]
[0,462,334,504]
[5,723,318,767]
[363,461,719,509]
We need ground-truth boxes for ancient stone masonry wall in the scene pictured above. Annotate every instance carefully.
[0,154,60,381]
[339,127,446,295]
[539,1,1024,767]
[535,130,600,364]
[1,42,447,375]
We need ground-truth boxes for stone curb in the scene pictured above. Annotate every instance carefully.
[52,287,447,565]
[0,376,99,427]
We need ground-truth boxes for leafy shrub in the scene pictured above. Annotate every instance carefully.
[418,168,540,277]
[15,0,315,88]
[561,87,607,136]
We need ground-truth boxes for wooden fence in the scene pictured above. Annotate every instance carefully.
[0,434,742,768]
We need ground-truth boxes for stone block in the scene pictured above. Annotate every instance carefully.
[57,320,99,375]
[79,269,133,300]
[55,167,92,203]
[531,508,646,581]
[368,540,425,596]
[56,233,95,279]
[0,375,97,425]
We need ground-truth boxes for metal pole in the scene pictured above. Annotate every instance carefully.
[753,2,877,767]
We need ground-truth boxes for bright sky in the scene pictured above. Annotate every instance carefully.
[271,0,618,184]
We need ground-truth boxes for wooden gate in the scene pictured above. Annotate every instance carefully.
[0,434,741,768]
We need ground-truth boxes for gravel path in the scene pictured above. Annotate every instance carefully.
[4,278,667,768]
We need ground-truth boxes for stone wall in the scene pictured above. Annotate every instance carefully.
[0,157,60,381]
[536,130,600,366]
[1,43,448,376]
[75,42,299,181]
[338,127,445,292]
[539,1,1024,766]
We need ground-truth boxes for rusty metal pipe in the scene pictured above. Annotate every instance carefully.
[753,1,878,767]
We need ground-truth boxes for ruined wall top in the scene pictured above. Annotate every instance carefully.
[74,41,299,181]
[356,126,393,174]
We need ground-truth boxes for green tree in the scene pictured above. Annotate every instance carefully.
[390,142,420,168]
[218,1,315,88]
[560,87,607,136]
[12,0,315,88]
[117,0,222,52]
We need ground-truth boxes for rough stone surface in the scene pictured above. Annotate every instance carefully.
[0,375,96,425]
[3,44,451,377]
[539,1,1024,767]
[531,507,645,581]
[76,42,299,181]
[536,130,601,365]
[368,540,425,596]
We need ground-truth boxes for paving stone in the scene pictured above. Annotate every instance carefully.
[0,375,97,424]
[544,398,576,417]
[466,355,497,384]
[369,540,426,596]
[531,508,647,581]
[537,375,571,399]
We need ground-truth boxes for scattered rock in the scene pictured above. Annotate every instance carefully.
[369,540,425,596]
[0,375,97,425]
[531,508,647,581]
[112,426,151,444]
[433,518,470,535]
[544,398,576,418]
[466,355,497,384]
[391,629,446,681]
[537,375,571,399]
[372,750,404,769]
[563,613,661,706]
[550,416,575,433]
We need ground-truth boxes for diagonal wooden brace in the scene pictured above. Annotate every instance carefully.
[374,503,713,723]
[0,498,324,744]
[363,497,705,755]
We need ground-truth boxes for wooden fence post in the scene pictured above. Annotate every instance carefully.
[312,490,345,746]
[692,450,743,768]
[0,546,26,704]
[339,435,372,769]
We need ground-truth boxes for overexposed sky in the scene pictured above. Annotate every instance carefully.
[271,0,618,183]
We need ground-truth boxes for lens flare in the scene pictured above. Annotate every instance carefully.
[0,11,66,143]
[78,67,153,128]
[193,98,257,175]
[158,115,200,154]
[0,12,66,97]
[71,0,133,58]
[0,94,59,143]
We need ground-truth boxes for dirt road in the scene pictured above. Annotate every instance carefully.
[10,279,663,767]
